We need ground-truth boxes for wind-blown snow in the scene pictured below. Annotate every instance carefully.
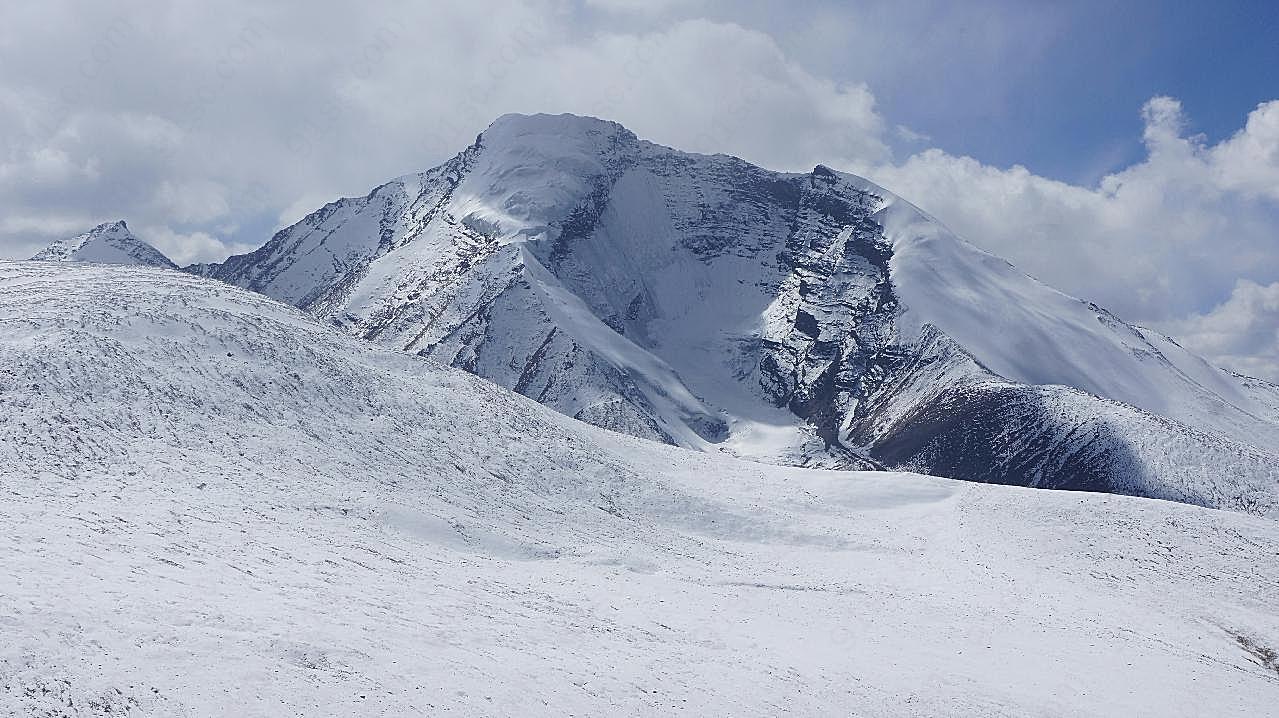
[2,261,1278,716]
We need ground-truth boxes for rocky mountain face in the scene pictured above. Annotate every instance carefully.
[30,220,176,269]
[83,114,1279,513]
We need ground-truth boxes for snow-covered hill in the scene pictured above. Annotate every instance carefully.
[197,113,1279,514]
[2,260,1278,716]
[29,220,176,269]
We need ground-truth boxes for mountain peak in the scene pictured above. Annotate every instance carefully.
[30,220,176,269]
[484,112,636,140]
[192,114,1279,513]
[476,113,639,163]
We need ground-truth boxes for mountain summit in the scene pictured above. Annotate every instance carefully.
[31,220,176,269]
[196,113,1279,513]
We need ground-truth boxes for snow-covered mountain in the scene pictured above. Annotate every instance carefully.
[4,260,1278,716]
[197,113,1279,514]
[30,220,176,269]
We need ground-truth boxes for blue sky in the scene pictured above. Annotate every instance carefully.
[697,0,1279,184]
[918,0,1279,183]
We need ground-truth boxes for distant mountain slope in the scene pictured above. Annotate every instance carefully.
[195,113,1279,511]
[30,220,176,269]
[3,260,1278,716]
[881,200,1279,452]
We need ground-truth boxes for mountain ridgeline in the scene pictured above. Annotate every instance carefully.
[36,114,1279,515]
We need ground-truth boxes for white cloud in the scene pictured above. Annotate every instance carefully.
[152,180,231,225]
[336,16,889,174]
[1160,280,1279,381]
[522,19,890,171]
[1211,100,1279,201]
[140,225,257,267]
[583,0,702,14]
[894,124,930,144]
[0,2,888,263]
[872,98,1279,325]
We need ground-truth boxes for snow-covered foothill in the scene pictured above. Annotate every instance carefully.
[2,261,1278,716]
[29,220,177,269]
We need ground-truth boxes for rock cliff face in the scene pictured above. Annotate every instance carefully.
[195,113,1279,513]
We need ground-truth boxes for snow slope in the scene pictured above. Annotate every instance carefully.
[198,113,1279,514]
[2,261,1278,717]
[877,195,1279,454]
[30,220,176,269]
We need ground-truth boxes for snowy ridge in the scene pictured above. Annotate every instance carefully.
[3,261,1278,716]
[30,220,176,269]
[873,189,1279,450]
[196,113,1279,514]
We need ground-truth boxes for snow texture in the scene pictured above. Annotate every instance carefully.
[29,221,176,269]
[2,261,1279,716]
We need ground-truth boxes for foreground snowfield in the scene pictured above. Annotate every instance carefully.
[2,262,1278,717]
